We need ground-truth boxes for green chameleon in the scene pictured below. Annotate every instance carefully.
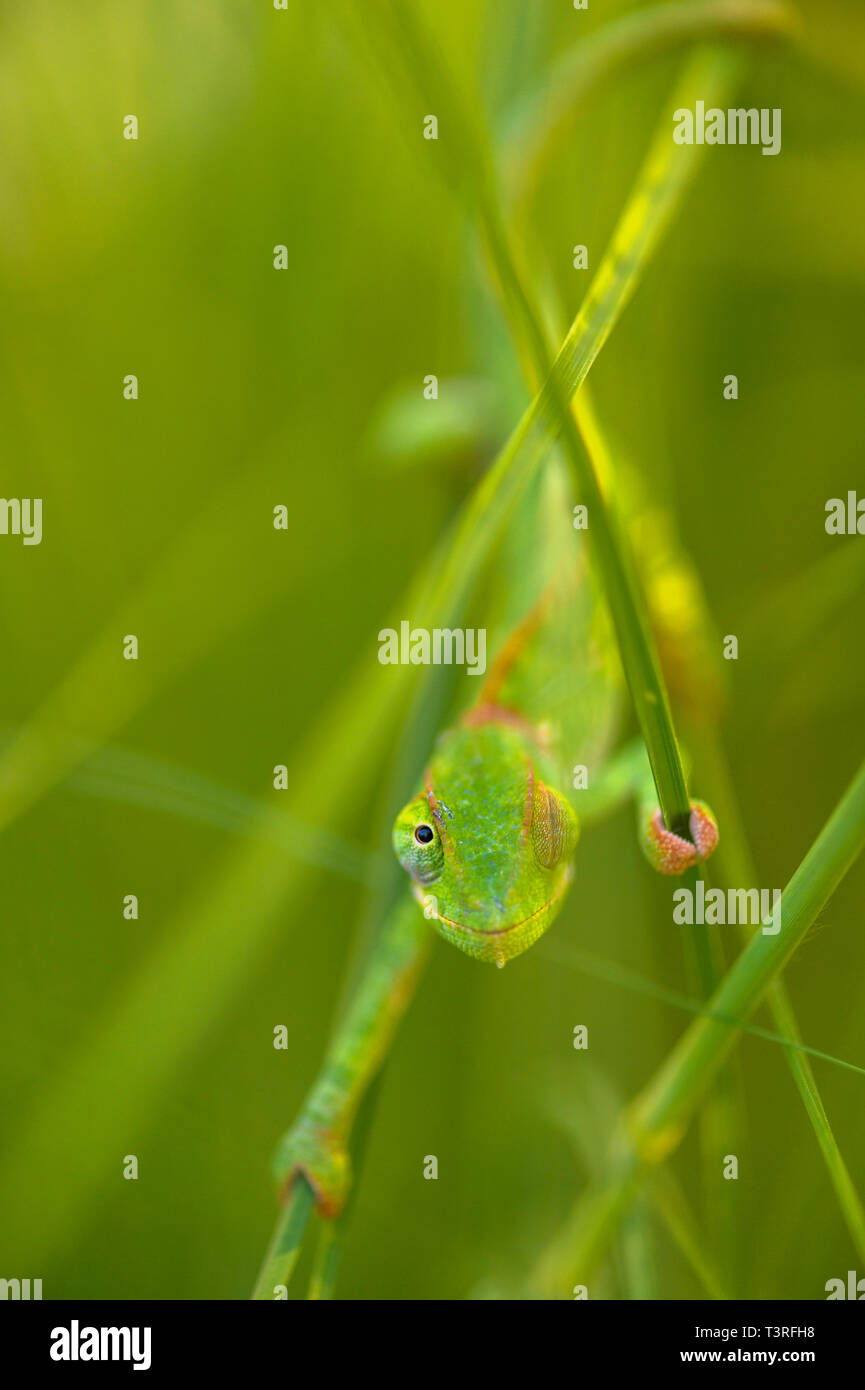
[266,447,718,1239]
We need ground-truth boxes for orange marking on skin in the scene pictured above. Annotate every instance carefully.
[477,586,554,704]
[460,702,534,736]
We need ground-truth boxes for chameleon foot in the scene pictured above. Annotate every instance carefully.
[640,800,718,876]
[271,1118,351,1219]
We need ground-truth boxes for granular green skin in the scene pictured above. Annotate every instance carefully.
[392,716,578,965]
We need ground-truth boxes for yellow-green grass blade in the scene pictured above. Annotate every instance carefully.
[250,1177,316,1302]
[546,1064,657,1300]
[529,758,865,1296]
[692,726,865,1267]
[504,0,798,209]
[650,1169,731,1301]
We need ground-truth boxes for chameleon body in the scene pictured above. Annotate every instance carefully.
[269,454,717,1223]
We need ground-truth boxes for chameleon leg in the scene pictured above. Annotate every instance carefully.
[578,738,718,875]
[270,893,431,1219]
[639,799,718,876]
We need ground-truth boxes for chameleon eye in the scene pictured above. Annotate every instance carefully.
[393,797,444,885]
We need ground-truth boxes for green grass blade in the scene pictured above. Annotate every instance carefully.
[764,981,865,1264]
[542,940,865,1079]
[504,0,797,207]
[54,737,378,885]
[618,1199,658,1301]
[650,1170,731,1301]
[693,727,865,1264]
[530,757,865,1295]
[632,750,865,1185]
[546,1064,657,1299]
[307,1221,342,1301]
[251,1178,316,1302]
[549,48,741,835]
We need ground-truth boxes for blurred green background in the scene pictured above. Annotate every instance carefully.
[1,0,864,1300]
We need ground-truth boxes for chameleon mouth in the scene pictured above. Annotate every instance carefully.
[418,867,572,937]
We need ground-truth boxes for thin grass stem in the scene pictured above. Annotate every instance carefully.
[529,759,865,1295]
[541,940,865,1079]
[692,724,865,1264]
[650,1171,731,1301]
[251,1177,316,1302]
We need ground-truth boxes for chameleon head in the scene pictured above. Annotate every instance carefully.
[391,722,579,966]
